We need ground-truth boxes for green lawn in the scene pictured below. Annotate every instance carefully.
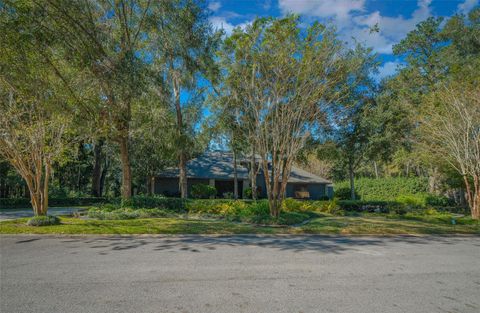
[1,214,479,235]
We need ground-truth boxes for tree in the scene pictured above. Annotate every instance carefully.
[148,0,220,198]
[14,0,153,200]
[386,8,480,194]
[218,16,351,217]
[0,39,73,214]
[421,84,480,219]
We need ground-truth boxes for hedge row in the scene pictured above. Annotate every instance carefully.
[334,177,453,206]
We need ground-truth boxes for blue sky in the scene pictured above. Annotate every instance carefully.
[207,0,479,79]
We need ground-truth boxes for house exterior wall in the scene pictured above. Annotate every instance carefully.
[154,177,209,197]
[307,183,326,200]
[154,178,179,197]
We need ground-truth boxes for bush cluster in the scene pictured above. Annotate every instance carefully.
[88,206,171,220]
[333,177,454,207]
[118,196,186,212]
[26,215,61,226]
[186,199,312,225]
[190,184,217,199]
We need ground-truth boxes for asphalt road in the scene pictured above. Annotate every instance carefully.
[0,207,84,221]
[1,235,479,313]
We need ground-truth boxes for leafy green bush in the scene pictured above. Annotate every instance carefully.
[88,207,171,220]
[334,187,360,200]
[425,194,453,206]
[118,196,186,212]
[395,194,425,207]
[244,187,253,199]
[190,184,217,199]
[26,215,60,226]
[334,177,429,201]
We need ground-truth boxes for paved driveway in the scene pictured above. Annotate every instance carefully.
[0,207,84,221]
[1,235,479,313]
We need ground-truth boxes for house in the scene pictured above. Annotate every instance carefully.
[154,151,333,199]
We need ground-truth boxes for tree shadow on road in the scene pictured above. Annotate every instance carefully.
[44,234,477,255]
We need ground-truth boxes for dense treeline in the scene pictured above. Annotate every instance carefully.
[0,1,478,218]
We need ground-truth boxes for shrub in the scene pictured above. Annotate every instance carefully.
[26,215,60,226]
[223,192,234,199]
[425,194,453,207]
[334,177,428,201]
[334,187,360,200]
[88,207,171,220]
[244,187,253,199]
[395,194,425,207]
[191,184,217,199]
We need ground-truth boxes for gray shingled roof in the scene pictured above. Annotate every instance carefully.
[157,151,331,184]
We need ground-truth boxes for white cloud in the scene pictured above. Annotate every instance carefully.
[377,60,402,80]
[209,16,252,35]
[279,0,365,21]
[208,1,222,12]
[351,0,432,53]
[278,0,434,54]
[457,0,479,14]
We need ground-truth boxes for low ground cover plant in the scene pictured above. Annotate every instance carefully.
[26,215,61,226]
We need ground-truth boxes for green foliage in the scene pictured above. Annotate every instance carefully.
[186,199,311,225]
[333,187,361,200]
[87,207,171,220]
[119,196,186,212]
[26,215,60,226]
[190,184,217,199]
[335,177,429,201]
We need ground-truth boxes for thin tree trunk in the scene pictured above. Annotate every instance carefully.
[373,161,379,179]
[91,139,104,197]
[250,149,257,200]
[99,158,108,197]
[233,150,238,199]
[147,175,155,195]
[428,166,439,194]
[118,136,132,199]
[349,162,356,200]
[172,76,187,199]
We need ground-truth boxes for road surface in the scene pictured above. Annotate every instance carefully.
[0,207,84,221]
[1,235,479,313]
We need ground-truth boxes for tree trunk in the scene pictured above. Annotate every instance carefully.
[428,166,439,194]
[250,149,257,200]
[172,76,187,199]
[179,152,187,198]
[373,161,379,179]
[91,139,104,197]
[147,175,155,195]
[99,159,108,197]
[233,150,238,199]
[464,174,480,220]
[118,136,132,199]
[349,162,356,200]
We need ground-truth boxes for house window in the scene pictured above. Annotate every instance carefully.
[294,184,309,199]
